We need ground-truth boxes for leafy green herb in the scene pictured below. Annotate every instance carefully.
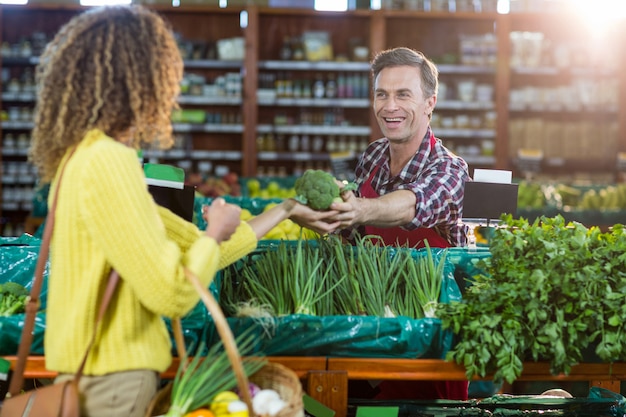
[438,214,626,384]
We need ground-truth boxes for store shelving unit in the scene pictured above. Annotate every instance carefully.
[505,11,626,181]
[2,4,626,233]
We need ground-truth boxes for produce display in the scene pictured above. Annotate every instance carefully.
[187,172,242,198]
[240,203,318,241]
[245,178,296,200]
[517,180,626,211]
[516,181,546,209]
[220,235,447,319]
[438,214,626,384]
[549,183,626,210]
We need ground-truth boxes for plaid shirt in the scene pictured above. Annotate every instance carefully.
[347,127,470,247]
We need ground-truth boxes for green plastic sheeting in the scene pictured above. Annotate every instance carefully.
[0,235,216,356]
[0,236,47,355]
[204,315,450,358]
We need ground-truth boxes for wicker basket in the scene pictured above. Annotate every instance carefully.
[249,362,304,417]
[146,268,304,417]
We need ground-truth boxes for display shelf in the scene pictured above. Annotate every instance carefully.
[509,104,619,113]
[182,59,242,70]
[437,100,494,110]
[143,149,243,161]
[437,64,496,74]
[177,95,242,106]
[505,10,625,179]
[171,123,244,134]
[1,92,36,102]
[3,355,625,417]
[258,97,370,108]
[437,128,495,138]
[257,124,371,136]
[257,151,329,162]
[258,60,370,72]
[1,121,34,130]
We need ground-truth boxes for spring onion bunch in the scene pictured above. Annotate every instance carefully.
[220,236,448,319]
[325,235,408,317]
[227,239,344,317]
[394,243,447,318]
[165,332,266,417]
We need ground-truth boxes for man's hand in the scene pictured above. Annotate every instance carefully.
[289,200,342,235]
[327,188,361,229]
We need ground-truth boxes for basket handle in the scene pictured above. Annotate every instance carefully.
[183,267,254,412]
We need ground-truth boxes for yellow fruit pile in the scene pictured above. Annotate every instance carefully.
[240,204,319,241]
[246,179,296,199]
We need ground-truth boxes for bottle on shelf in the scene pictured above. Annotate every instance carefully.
[313,74,325,99]
[300,134,310,152]
[312,135,325,153]
[288,134,300,152]
[291,37,305,61]
[337,73,347,98]
[280,36,292,61]
[325,74,337,99]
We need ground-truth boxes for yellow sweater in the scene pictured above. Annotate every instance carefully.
[45,129,257,375]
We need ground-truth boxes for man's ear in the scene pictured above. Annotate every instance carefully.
[426,94,437,114]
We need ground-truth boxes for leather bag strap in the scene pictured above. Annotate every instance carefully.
[8,147,119,396]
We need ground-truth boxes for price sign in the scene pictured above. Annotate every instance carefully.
[516,148,543,176]
[329,151,358,182]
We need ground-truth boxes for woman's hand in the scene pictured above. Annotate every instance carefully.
[203,198,241,243]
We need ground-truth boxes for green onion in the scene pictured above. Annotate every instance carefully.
[399,243,447,318]
[165,331,266,417]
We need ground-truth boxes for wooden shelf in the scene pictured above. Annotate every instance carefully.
[3,355,624,417]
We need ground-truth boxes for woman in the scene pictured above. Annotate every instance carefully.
[29,6,313,416]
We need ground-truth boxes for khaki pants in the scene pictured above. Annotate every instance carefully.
[55,370,158,417]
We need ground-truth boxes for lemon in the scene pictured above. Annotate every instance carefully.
[246,179,261,195]
[210,391,239,416]
[240,208,253,221]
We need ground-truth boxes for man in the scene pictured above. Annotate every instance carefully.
[293,46,471,400]
[333,47,469,250]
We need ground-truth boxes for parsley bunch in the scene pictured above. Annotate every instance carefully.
[438,214,626,384]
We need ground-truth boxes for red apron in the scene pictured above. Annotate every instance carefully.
[358,135,469,400]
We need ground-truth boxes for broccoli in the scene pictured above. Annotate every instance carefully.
[294,169,357,210]
[0,282,29,316]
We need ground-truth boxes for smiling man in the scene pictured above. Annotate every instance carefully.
[329,47,471,250]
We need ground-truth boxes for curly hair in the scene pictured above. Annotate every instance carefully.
[29,5,183,181]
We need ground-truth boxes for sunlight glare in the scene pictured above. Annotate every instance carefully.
[571,0,626,25]
[80,0,130,5]
[315,0,347,12]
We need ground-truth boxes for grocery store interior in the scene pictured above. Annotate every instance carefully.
[3,0,626,236]
[3,0,626,416]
